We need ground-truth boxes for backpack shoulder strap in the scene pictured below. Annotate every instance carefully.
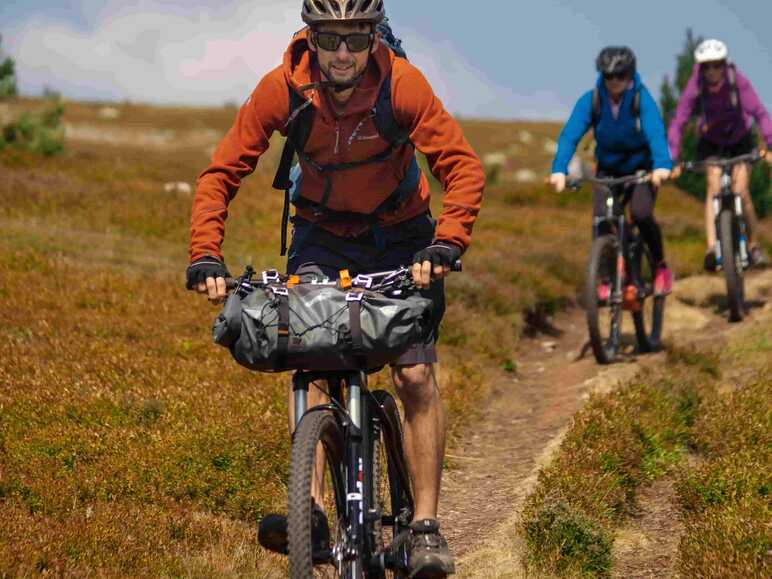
[372,71,411,147]
[632,88,642,132]
[591,88,601,126]
[274,86,315,255]
[727,63,739,109]
[273,86,314,190]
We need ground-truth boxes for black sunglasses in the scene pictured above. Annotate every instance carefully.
[702,61,725,70]
[313,31,373,53]
[603,71,630,81]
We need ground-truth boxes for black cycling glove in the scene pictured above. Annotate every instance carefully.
[186,256,230,290]
[412,242,462,269]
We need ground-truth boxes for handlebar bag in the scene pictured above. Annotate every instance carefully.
[212,284,433,372]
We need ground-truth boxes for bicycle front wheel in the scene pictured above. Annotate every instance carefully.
[364,390,413,578]
[719,208,745,322]
[586,235,622,364]
[631,239,665,352]
[288,410,349,578]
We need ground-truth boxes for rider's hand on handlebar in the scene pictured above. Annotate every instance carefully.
[763,148,772,164]
[670,164,683,180]
[412,242,461,290]
[186,256,230,303]
[549,172,567,193]
[651,168,671,188]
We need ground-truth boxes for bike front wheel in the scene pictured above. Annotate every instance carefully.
[719,208,746,322]
[586,235,623,364]
[288,410,350,578]
[631,239,665,352]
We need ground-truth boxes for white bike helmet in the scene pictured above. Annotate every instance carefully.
[694,39,728,63]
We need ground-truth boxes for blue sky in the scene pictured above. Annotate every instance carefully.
[1,0,770,120]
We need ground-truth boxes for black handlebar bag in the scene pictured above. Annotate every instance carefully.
[212,284,433,372]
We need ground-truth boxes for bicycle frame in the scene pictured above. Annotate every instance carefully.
[713,167,750,271]
[592,184,647,300]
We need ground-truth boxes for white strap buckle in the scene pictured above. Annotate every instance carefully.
[346,291,364,302]
[262,270,281,285]
[352,274,373,289]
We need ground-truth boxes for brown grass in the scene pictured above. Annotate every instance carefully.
[0,97,739,575]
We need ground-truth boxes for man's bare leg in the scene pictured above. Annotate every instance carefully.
[391,363,446,520]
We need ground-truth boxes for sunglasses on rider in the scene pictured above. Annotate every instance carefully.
[603,71,630,81]
[702,61,725,70]
[313,31,373,53]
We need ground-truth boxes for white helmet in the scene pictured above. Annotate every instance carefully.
[694,39,728,63]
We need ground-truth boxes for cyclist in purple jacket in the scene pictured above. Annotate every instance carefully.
[669,39,772,270]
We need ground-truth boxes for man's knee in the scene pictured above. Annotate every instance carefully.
[392,364,437,406]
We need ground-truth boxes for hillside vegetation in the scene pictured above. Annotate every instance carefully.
[0,98,767,575]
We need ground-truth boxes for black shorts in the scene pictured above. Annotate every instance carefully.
[697,131,756,161]
[286,213,443,366]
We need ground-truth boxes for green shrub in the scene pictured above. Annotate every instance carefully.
[1,96,65,156]
[523,494,613,577]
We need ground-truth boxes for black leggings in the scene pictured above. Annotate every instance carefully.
[592,178,665,265]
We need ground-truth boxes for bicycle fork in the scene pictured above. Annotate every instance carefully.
[344,372,365,573]
[714,173,750,271]
[292,371,367,576]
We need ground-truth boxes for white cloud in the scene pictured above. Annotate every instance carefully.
[7,0,567,118]
[11,0,301,104]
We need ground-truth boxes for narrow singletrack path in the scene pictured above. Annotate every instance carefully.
[439,269,772,576]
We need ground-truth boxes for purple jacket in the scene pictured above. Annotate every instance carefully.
[668,63,772,161]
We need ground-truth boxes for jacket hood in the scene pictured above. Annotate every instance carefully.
[595,71,642,92]
[282,27,395,117]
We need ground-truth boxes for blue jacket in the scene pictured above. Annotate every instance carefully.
[552,73,672,175]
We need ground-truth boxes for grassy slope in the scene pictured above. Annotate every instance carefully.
[519,312,772,577]
[0,99,765,576]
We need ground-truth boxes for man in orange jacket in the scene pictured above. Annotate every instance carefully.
[186,1,484,575]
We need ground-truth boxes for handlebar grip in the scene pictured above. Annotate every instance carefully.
[225,277,238,290]
[451,259,463,273]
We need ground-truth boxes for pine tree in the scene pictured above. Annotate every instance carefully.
[0,35,17,99]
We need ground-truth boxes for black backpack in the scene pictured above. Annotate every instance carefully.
[272,19,413,255]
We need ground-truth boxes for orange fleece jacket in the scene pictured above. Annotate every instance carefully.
[189,29,484,262]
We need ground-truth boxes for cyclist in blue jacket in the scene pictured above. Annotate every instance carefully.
[550,47,674,297]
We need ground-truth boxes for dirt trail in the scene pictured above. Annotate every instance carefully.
[440,269,772,577]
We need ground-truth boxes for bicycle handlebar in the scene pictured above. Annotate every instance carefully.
[682,149,763,172]
[224,259,462,291]
[567,171,651,190]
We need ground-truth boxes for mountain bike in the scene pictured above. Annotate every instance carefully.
[570,173,665,364]
[226,264,458,578]
[682,149,764,322]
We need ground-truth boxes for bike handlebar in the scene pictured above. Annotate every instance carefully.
[682,149,763,172]
[567,172,651,190]
[224,259,462,291]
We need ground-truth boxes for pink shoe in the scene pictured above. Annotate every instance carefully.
[597,283,611,302]
[654,265,673,296]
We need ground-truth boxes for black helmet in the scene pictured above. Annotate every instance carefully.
[596,46,636,76]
